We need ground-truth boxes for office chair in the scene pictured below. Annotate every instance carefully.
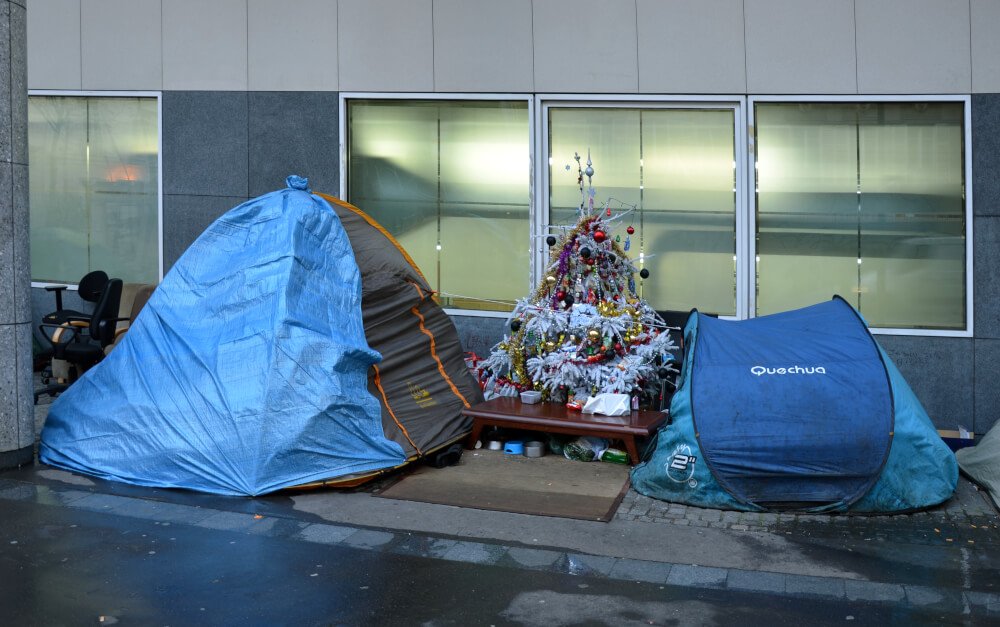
[41,270,109,326]
[35,278,124,401]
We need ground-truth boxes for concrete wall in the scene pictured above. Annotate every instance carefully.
[22,1,1000,435]
[1,0,31,468]
[25,0,1000,94]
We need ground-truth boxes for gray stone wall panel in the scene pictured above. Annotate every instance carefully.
[163,194,249,273]
[0,162,12,325]
[248,92,339,198]
[974,216,1000,339]
[10,1,25,164]
[974,339,1000,435]
[12,163,27,323]
[162,91,248,197]
[0,2,10,164]
[877,335,975,432]
[450,314,506,361]
[972,94,1000,217]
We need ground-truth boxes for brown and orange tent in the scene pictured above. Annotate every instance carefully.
[40,177,481,496]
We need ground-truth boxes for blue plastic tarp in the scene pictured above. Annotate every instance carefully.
[40,177,407,496]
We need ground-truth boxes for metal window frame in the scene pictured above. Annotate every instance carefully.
[27,89,164,289]
[535,94,751,320]
[339,92,535,319]
[748,94,974,338]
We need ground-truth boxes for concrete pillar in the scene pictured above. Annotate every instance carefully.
[0,0,31,469]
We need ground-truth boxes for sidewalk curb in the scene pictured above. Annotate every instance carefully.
[2,478,997,618]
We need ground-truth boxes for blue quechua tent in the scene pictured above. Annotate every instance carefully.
[631,297,957,513]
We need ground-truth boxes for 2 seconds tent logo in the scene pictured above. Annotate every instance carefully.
[666,444,698,488]
[750,365,827,376]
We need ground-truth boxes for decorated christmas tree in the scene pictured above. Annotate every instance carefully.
[479,152,677,407]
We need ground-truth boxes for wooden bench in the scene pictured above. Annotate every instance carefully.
[462,397,669,465]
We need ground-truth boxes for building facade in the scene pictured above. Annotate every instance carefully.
[24,0,1000,435]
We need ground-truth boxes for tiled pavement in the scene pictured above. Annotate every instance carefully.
[616,477,999,545]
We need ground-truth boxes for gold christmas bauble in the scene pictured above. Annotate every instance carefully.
[544,341,556,351]
[588,329,600,341]
[545,275,557,285]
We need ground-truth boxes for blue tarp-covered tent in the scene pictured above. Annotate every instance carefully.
[631,297,957,513]
[39,176,479,496]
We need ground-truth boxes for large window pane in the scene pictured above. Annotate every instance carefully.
[29,96,159,284]
[347,100,530,311]
[755,102,966,330]
[548,107,737,315]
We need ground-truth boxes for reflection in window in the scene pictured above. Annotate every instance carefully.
[29,96,159,284]
[548,107,737,315]
[755,102,965,330]
[347,100,530,311]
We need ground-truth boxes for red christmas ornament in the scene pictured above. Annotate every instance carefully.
[593,230,607,243]
[626,226,635,235]
[556,290,566,301]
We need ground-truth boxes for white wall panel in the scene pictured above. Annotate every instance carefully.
[637,0,745,94]
[82,0,161,90]
[745,0,856,94]
[338,0,433,91]
[856,0,971,94]
[433,0,533,92]
[971,0,1000,93]
[27,0,81,89]
[532,0,638,93]
[163,0,248,90]
[248,0,337,91]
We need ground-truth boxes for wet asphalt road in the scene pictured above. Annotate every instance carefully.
[0,498,966,626]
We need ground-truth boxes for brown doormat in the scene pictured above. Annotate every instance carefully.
[375,449,631,522]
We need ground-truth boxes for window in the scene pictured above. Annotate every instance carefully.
[343,95,971,336]
[545,102,742,316]
[29,94,160,285]
[753,100,968,331]
[345,98,531,312]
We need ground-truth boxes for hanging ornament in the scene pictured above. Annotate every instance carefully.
[615,234,621,242]
[545,341,556,351]
[626,225,635,235]
[605,349,616,360]
[606,205,612,217]
[546,275,557,285]
[556,290,566,301]
[564,293,575,306]
[510,319,521,332]
[593,230,607,243]
[546,235,557,247]
[640,268,650,279]
[624,236,631,251]
[588,329,600,341]
[580,246,591,259]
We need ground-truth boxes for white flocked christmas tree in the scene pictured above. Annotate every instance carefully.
[478,152,677,406]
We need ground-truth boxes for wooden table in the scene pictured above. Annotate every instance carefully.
[462,397,669,464]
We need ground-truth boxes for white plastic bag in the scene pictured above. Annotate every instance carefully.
[581,393,630,416]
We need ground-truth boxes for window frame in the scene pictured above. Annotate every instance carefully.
[339,92,536,318]
[27,89,164,289]
[748,94,974,337]
[535,94,751,320]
